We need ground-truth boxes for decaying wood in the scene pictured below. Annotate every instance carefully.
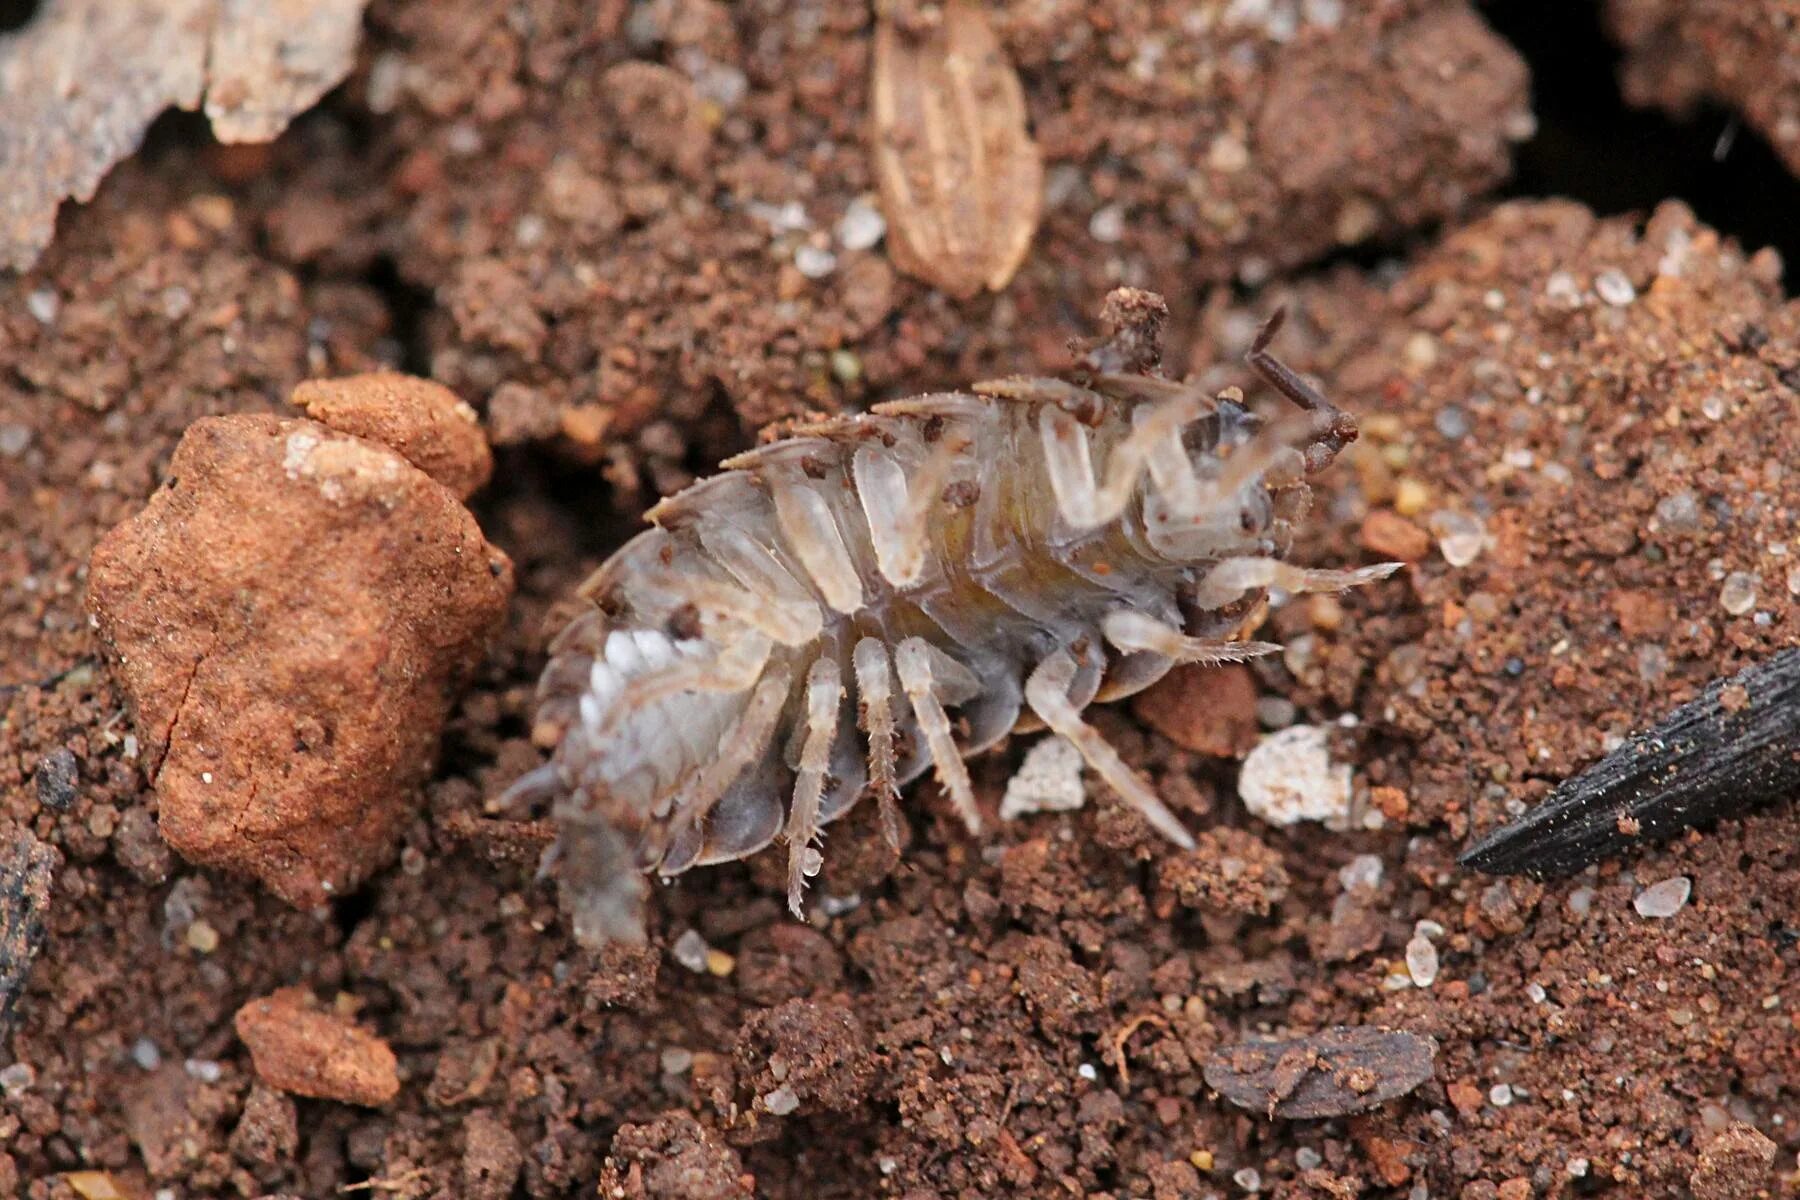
[870,0,1044,299]
[0,0,368,272]
[1204,1026,1438,1120]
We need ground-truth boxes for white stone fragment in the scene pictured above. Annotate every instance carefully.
[1238,725,1353,828]
[1405,931,1440,988]
[1633,875,1692,919]
[1594,268,1636,306]
[762,1084,800,1115]
[1000,736,1087,820]
[672,928,710,972]
[837,196,886,251]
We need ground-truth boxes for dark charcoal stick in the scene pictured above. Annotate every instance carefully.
[1461,646,1800,877]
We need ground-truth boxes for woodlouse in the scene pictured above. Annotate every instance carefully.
[506,290,1397,945]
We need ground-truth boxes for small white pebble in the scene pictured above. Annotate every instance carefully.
[1000,736,1087,820]
[671,929,710,972]
[1077,1062,1098,1081]
[1295,1146,1323,1170]
[1301,0,1343,28]
[1544,270,1582,307]
[660,1046,694,1075]
[1489,1083,1514,1107]
[836,197,886,251]
[184,1058,222,1083]
[1238,725,1353,828]
[132,1038,163,1070]
[1339,853,1384,891]
[1701,393,1728,420]
[1405,932,1439,988]
[794,244,837,279]
[1787,565,1800,597]
[1255,696,1297,729]
[1594,268,1636,306]
[1568,1157,1589,1178]
[0,1063,33,1095]
[1526,982,1548,1004]
[762,1084,800,1115]
[1634,875,1692,919]
[1089,203,1126,244]
[1719,571,1759,615]
[1233,1166,1262,1192]
[26,288,58,324]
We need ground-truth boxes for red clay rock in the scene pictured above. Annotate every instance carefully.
[1358,509,1432,562]
[291,371,493,500]
[1130,663,1261,758]
[234,987,399,1106]
[87,412,512,907]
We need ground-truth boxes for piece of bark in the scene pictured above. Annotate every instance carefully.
[0,833,60,1029]
[1461,647,1800,877]
[1204,1026,1437,1120]
[0,0,368,272]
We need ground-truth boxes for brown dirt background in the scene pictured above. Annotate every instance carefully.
[1,1,1796,1197]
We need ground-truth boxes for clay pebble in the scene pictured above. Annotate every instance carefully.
[233,987,399,1106]
[87,399,512,908]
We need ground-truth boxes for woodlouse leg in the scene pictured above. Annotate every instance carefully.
[864,431,973,587]
[488,761,562,815]
[852,637,904,852]
[1095,391,1210,523]
[1038,405,1104,529]
[1245,308,1359,474]
[785,657,844,917]
[768,477,866,613]
[659,665,795,865]
[1025,649,1197,850]
[1191,557,1401,611]
[894,637,983,835]
[1101,610,1282,665]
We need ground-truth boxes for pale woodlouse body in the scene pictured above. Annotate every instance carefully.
[509,290,1396,945]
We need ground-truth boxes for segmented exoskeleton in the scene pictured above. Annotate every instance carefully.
[506,290,1396,945]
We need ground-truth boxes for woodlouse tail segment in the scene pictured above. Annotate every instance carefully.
[894,637,984,836]
[1191,556,1401,611]
[852,637,905,852]
[1245,307,1359,475]
[558,813,650,948]
[658,665,794,869]
[1025,649,1196,850]
[1101,610,1281,666]
[784,656,844,918]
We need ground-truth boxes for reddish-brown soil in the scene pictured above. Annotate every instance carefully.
[1,3,1795,1199]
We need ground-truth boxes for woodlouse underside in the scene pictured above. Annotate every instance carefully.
[506,289,1397,945]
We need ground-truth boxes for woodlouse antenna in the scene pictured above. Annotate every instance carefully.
[1245,306,1360,473]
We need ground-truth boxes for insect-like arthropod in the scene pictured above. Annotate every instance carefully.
[507,290,1396,945]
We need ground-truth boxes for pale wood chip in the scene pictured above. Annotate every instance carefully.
[871,1,1044,298]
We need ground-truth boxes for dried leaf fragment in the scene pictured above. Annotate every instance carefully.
[0,0,368,272]
[871,1,1043,298]
[1204,1026,1437,1120]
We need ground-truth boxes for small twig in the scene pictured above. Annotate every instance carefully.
[1108,1011,1171,1092]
